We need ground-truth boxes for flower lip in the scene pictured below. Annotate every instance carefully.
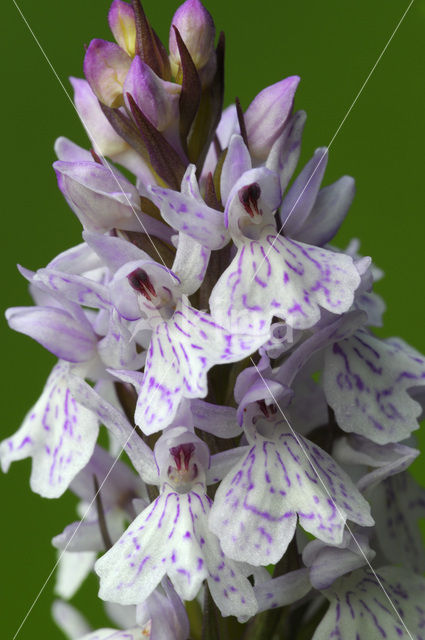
[238,182,262,218]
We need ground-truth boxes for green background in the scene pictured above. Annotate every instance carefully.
[1,0,425,637]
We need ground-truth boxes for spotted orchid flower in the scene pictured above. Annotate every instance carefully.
[149,139,363,337]
[95,428,258,618]
[68,231,266,435]
[209,390,374,567]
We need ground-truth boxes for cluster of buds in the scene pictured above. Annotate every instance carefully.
[3,1,425,639]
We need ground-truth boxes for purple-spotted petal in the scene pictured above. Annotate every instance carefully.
[314,567,425,640]
[370,473,425,574]
[148,180,228,250]
[95,488,257,617]
[323,331,425,444]
[33,269,111,311]
[209,433,373,566]
[134,302,266,434]
[210,234,361,334]
[0,362,99,498]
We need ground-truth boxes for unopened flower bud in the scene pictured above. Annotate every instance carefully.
[108,0,137,57]
[169,0,216,85]
[123,56,180,132]
[245,75,300,162]
[84,39,132,108]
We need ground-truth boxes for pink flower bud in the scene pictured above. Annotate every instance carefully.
[123,56,180,132]
[169,0,216,85]
[108,0,137,57]
[245,76,300,162]
[84,39,132,108]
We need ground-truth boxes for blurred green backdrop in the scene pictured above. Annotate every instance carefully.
[1,0,425,637]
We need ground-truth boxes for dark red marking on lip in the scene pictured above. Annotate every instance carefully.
[170,443,195,471]
[257,399,277,418]
[127,268,157,300]
[238,182,262,217]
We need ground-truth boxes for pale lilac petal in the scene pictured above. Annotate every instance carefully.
[303,530,375,590]
[98,311,146,370]
[266,110,306,192]
[123,56,180,132]
[54,161,141,232]
[52,600,92,638]
[70,444,148,509]
[254,569,311,613]
[333,435,419,492]
[314,567,425,640]
[202,104,238,179]
[52,509,125,553]
[54,136,92,162]
[148,181,228,250]
[70,77,129,157]
[171,232,210,296]
[354,290,386,328]
[80,629,144,640]
[280,147,328,237]
[210,235,361,334]
[296,176,355,246]
[136,580,189,640]
[33,269,111,311]
[83,231,152,273]
[371,473,425,574]
[190,399,240,437]
[5,306,97,362]
[47,241,103,275]
[324,331,425,444]
[220,134,252,204]
[0,362,99,498]
[207,447,249,484]
[67,376,157,484]
[54,552,97,600]
[245,76,300,161]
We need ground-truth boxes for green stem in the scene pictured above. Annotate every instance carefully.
[202,584,221,640]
